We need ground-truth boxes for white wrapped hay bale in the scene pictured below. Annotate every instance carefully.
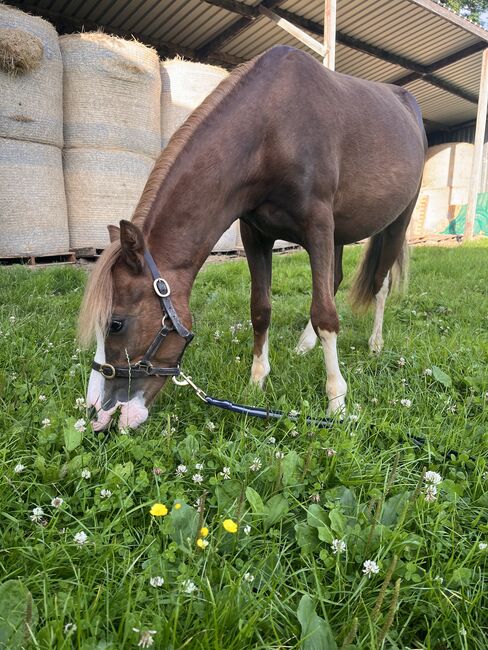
[64,148,154,249]
[410,143,474,236]
[60,34,161,159]
[0,5,63,147]
[0,138,68,256]
[160,58,228,148]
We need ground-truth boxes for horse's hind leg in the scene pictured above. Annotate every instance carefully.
[240,219,274,388]
[351,202,414,354]
[295,245,344,355]
[305,208,347,416]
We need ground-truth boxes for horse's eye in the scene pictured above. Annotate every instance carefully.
[109,319,124,334]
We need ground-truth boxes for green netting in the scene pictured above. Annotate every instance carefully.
[443,192,488,236]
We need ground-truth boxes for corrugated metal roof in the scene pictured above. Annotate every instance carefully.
[7,0,488,130]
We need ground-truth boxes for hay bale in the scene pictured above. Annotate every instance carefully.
[60,34,161,159]
[160,58,228,148]
[64,148,154,249]
[0,5,63,147]
[0,27,43,75]
[0,138,69,257]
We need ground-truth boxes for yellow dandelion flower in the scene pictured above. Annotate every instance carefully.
[200,526,209,538]
[150,503,168,517]
[223,519,238,534]
[174,503,182,510]
[196,538,209,549]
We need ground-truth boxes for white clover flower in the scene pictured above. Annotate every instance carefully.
[74,419,86,433]
[182,579,197,594]
[478,542,487,551]
[14,463,25,474]
[100,489,112,499]
[326,448,337,457]
[310,493,320,503]
[231,337,239,344]
[267,436,276,445]
[64,623,77,634]
[38,394,47,402]
[9,315,16,323]
[424,471,442,485]
[423,368,433,376]
[219,467,231,480]
[235,356,241,362]
[400,399,412,408]
[371,397,379,405]
[206,421,216,431]
[250,458,262,472]
[348,414,359,422]
[41,418,51,428]
[74,531,88,546]
[81,469,91,479]
[192,473,203,484]
[75,397,86,410]
[434,575,444,584]
[275,451,284,460]
[362,559,380,577]
[288,409,299,418]
[243,525,251,535]
[398,357,406,367]
[51,497,64,508]
[290,429,299,437]
[214,331,221,339]
[331,539,346,554]
[195,463,204,470]
[424,485,438,503]
[30,506,45,523]
[150,576,164,587]
[175,464,187,477]
[132,629,157,648]
[243,572,255,582]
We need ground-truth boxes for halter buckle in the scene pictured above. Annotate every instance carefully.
[100,363,116,379]
[153,278,170,298]
[133,360,153,375]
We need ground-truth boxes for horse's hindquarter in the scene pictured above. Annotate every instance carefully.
[255,49,426,245]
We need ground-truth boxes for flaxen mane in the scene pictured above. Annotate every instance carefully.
[77,55,261,347]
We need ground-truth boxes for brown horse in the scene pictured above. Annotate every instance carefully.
[79,45,426,431]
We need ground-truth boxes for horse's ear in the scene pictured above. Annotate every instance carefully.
[119,220,145,273]
[107,225,120,243]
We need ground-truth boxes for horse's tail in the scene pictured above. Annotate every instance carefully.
[349,232,409,313]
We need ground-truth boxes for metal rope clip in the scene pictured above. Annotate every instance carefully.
[172,370,208,402]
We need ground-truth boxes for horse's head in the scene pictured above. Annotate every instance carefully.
[79,220,193,431]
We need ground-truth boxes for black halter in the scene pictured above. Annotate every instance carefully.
[92,249,194,380]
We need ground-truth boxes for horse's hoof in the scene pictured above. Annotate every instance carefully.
[368,335,383,354]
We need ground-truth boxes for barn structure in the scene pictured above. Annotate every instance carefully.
[3,0,488,247]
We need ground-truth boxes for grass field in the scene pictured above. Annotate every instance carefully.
[0,241,487,649]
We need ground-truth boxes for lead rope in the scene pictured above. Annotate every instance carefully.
[172,371,333,429]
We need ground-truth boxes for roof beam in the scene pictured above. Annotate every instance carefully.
[393,41,487,85]
[270,7,480,104]
[407,0,488,41]
[198,0,283,58]
[259,6,325,58]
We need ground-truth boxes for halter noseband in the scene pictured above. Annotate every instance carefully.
[92,249,194,380]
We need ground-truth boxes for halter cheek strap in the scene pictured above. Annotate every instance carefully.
[92,249,194,380]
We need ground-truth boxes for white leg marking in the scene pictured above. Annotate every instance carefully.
[250,331,270,389]
[295,319,318,355]
[87,326,105,411]
[369,273,390,354]
[318,328,347,416]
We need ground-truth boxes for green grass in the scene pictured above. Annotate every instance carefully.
[0,241,487,650]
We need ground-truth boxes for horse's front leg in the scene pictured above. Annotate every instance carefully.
[240,219,274,389]
[306,213,347,416]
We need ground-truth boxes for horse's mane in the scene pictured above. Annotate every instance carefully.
[78,55,261,347]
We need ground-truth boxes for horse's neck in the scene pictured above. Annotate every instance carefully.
[144,115,261,284]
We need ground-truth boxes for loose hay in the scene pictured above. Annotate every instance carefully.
[0,27,43,75]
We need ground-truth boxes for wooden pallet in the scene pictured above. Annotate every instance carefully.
[0,252,76,267]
